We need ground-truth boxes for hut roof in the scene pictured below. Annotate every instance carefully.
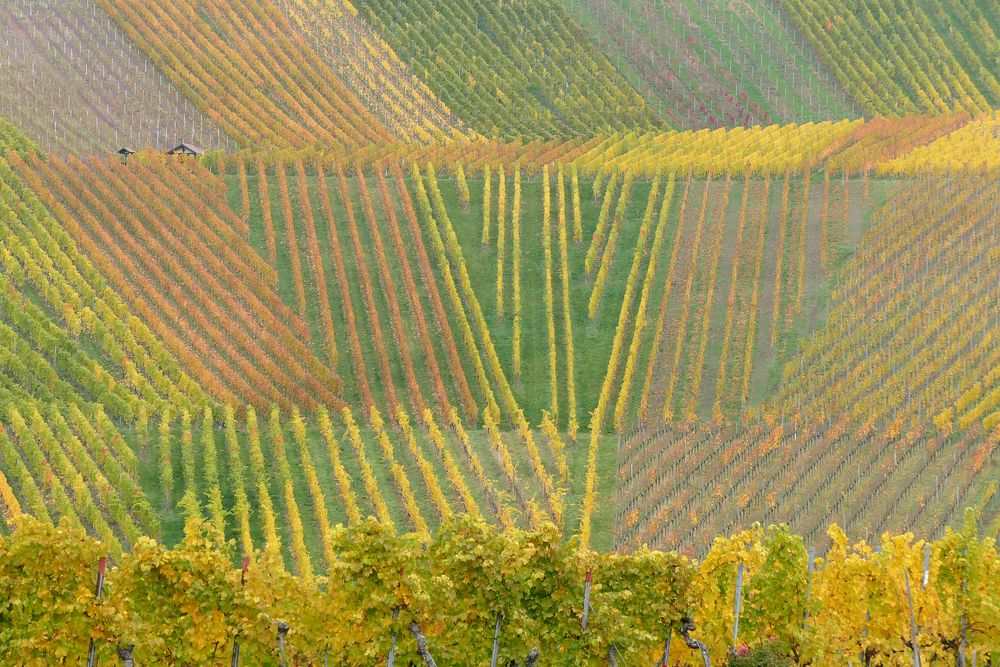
[167,141,203,156]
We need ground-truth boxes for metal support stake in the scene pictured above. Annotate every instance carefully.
[732,561,745,646]
[803,546,816,625]
[490,613,502,667]
[903,571,920,667]
[660,632,672,666]
[86,557,108,667]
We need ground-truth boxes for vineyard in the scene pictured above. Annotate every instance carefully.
[616,174,1000,553]
[0,0,998,661]
[94,0,392,149]
[3,515,999,664]
[778,0,1000,116]
[350,0,660,139]
[561,0,857,127]
[0,150,206,550]
[226,150,888,439]
[0,0,226,153]
[1,151,622,557]
[270,0,469,143]
[0,122,995,551]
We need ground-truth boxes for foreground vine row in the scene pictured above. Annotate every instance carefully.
[2,513,997,665]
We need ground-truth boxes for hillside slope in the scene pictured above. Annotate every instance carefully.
[272,0,470,142]
[0,0,226,153]
[352,0,661,139]
[96,0,392,149]
[15,154,343,412]
[0,154,211,551]
[561,0,857,127]
[779,0,1000,115]
[618,174,1000,553]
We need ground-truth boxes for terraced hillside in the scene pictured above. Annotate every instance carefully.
[4,0,996,155]
[881,111,1000,173]
[0,152,208,550]
[559,0,1000,126]
[224,120,912,430]
[617,174,1000,553]
[15,153,344,413]
[0,0,996,576]
[3,150,622,558]
[1,110,991,558]
[95,0,392,148]
[562,0,857,127]
[272,0,470,142]
[351,0,661,139]
[1,1,999,663]
[139,399,618,566]
[212,119,974,556]
[0,0,227,153]
[779,0,1000,115]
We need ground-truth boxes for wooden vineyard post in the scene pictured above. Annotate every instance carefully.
[231,556,250,667]
[960,620,967,667]
[116,644,135,666]
[408,622,438,667]
[86,556,107,667]
[581,569,593,630]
